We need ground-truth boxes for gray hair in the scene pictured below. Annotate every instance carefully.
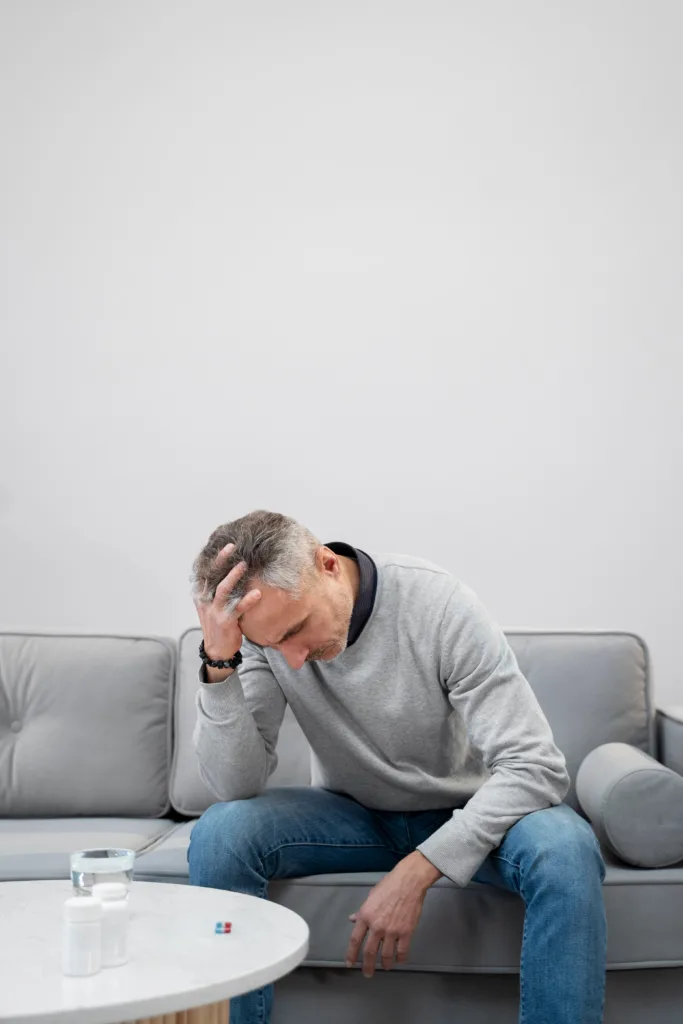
[190,510,320,614]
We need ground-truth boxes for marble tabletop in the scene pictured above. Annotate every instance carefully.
[0,879,309,1024]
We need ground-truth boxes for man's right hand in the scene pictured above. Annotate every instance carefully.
[193,543,263,683]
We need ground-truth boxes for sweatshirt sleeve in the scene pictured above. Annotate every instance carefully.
[417,582,570,886]
[192,639,287,802]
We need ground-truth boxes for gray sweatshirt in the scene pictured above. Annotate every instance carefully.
[193,551,570,886]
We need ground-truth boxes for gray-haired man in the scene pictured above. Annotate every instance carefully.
[189,510,607,1024]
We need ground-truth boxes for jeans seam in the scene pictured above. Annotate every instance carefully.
[402,813,412,854]
[518,897,530,1024]
[490,850,522,871]
[262,840,391,858]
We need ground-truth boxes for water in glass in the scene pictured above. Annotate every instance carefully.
[70,848,135,895]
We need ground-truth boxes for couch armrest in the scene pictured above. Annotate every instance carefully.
[576,742,683,868]
[657,707,683,776]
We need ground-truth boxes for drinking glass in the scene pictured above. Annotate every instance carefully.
[70,848,135,895]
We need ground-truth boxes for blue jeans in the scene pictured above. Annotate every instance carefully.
[188,788,607,1024]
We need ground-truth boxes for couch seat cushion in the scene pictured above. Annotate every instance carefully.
[134,823,683,970]
[273,848,683,972]
[135,819,195,880]
[0,818,177,881]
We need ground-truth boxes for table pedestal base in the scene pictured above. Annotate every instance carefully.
[130,999,230,1024]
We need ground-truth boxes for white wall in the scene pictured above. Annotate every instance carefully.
[1,2,681,704]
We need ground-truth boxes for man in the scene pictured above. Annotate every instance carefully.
[189,510,607,1024]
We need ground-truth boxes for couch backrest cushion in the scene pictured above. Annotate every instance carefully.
[507,632,653,808]
[171,628,651,816]
[170,628,311,816]
[0,632,174,817]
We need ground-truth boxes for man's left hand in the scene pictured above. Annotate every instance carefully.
[345,850,442,978]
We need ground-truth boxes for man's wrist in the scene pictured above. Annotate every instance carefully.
[405,850,443,891]
[201,663,236,685]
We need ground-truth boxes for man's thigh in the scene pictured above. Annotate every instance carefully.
[190,786,402,881]
[471,803,604,895]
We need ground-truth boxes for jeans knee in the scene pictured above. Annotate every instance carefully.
[522,807,606,895]
[188,798,266,889]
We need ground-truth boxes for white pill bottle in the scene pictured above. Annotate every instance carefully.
[62,896,102,976]
[92,882,129,967]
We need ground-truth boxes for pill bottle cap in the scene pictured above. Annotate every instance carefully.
[63,896,102,922]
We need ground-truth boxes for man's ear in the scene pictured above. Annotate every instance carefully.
[317,546,340,577]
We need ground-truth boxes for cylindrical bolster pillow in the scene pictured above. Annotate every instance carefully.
[576,743,683,868]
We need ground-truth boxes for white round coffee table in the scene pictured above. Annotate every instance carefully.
[0,880,309,1024]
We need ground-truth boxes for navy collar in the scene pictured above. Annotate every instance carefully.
[325,541,378,646]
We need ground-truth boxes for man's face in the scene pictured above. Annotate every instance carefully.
[237,550,355,670]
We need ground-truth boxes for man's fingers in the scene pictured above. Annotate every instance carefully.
[235,589,262,617]
[380,934,397,971]
[345,918,368,968]
[214,559,248,603]
[214,548,245,602]
[362,930,382,979]
[214,542,236,565]
[396,933,412,965]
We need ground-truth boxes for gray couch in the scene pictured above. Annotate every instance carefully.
[1,627,682,1023]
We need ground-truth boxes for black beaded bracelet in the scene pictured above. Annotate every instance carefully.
[199,640,243,671]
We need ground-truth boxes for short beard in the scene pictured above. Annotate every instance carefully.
[306,635,348,662]
[306,589,354,662]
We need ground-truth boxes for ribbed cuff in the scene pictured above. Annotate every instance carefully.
[417,812,492,888]
[197,667,245,719]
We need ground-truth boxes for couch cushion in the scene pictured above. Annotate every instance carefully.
[0,818,177,881]
[507,633,652,809]
[272,851,683,971]
[134,822,683,970]
[169,628,311,816]
[135,819,195,880]
[0,632,175,817]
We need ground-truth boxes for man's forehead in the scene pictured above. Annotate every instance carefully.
[238,584,304,643]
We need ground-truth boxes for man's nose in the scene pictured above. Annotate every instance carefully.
[281,643,309,670]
